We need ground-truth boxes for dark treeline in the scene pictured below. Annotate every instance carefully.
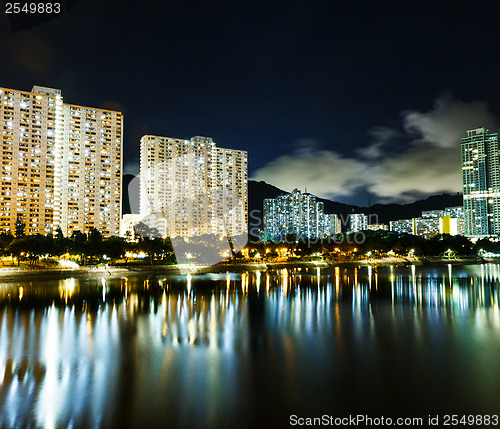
[242,231,496,260]
[0,227,176,266]
[1,229,499,266]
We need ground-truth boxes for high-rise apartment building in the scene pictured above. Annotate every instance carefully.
[461,127,500,237]
[263,189,330,241]
[389,206,465,238]
[349,213,368,232]
[444,206,464,218]
[390,219,414,235]
[139,135,247,238]
[0,85,122,237]
[414,217,441,239]
[329,214,342,235]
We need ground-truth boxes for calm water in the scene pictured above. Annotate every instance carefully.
[1,264,500,428]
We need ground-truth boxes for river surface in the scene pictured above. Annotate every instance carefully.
[1,264,500,428]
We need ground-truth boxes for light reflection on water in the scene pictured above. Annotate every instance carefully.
[0,264,500,428]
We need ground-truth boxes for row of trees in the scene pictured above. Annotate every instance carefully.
[0,228,176,265]
[2,228,500,266]
[250,231,493,259]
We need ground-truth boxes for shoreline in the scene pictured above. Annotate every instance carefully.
[0,256,496,279]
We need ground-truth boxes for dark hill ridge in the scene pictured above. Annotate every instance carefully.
[249,180,463,226]
[123,176,463,227]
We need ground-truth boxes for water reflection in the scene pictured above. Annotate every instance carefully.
[0,265,500,427]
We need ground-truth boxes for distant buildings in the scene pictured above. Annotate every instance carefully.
[137,135,247,238]
[349,213,368,232]
[329,214,342,235]
[0,85,122,237]
[390,219,414,235]
[366,223,388,231]
[263,189,330,241]
[389,206,464,238]
[461,127,500,237]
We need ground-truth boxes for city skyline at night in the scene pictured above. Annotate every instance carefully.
[2,1,500,205]
[3,2,500,427]
[0,84,122,237]
[2,81,499,241]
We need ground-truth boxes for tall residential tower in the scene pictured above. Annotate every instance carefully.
[139,135,247,238]
[461,127,500,237]
[0,85,122,237]
[263,189,330,241]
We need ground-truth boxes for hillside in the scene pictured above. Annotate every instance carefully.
[249,180,463,225]
[123,176,463,227]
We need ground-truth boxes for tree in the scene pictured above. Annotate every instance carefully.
[53,227,67,256]
[134,222,160,239]
[102,237,126,260]
[70,231,87,264]
[0,233,14,257]
[87,228,103,260]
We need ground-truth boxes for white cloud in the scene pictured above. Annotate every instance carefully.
[368,143,460,199]
[252,149,370,198]
[403,94,497,148]
[252,95,499,203]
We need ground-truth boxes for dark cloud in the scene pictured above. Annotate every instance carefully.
[253,95,499,203]
[101,100,125,113]
[6,32,55,74]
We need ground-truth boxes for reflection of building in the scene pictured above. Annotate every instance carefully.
[0,85,122,236]
[263,189,330,241]
[138,135,247,238]
[461,127,500,237]
[349,213,368,232]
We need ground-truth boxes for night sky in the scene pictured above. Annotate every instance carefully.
[2,0,500,205]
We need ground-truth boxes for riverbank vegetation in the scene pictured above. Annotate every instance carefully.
[0,229,499,267]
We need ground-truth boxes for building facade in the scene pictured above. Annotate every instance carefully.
[461,127,500,237]
[421,209,444,219]
[349,213,368,232]
[444,206,464,218]
[390,219,414,235]
[329,214,342,235]
[389,206,465,238]
[366,223,388,231]
[263,189,330,241]
[0,85,122,237]
[139,135,247,238]
[414,217,441,239]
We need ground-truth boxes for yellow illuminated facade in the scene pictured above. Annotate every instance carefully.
[0,85,122,236]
